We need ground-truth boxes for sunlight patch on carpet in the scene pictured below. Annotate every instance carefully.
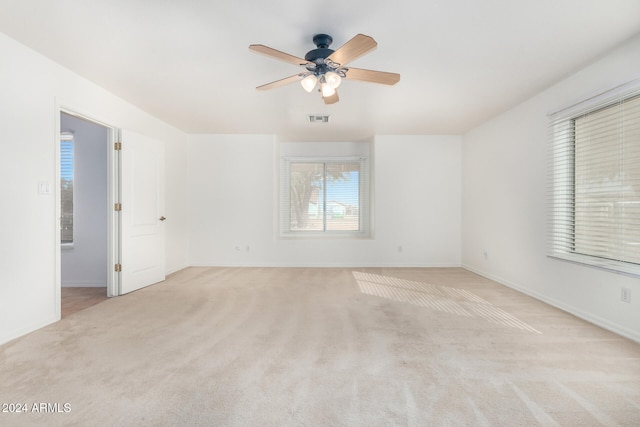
[352,271,541,334]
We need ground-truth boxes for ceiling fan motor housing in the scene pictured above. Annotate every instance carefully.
[305,34,335,63]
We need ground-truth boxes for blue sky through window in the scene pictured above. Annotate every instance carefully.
[326,171,359,205]
[60,139,73,180]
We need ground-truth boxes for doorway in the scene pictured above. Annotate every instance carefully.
[59,112,111,316]
[56,109,166,318]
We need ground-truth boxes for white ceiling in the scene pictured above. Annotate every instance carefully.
[1,0,640,140]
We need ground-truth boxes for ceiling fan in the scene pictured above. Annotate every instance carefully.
[249,33,400,104]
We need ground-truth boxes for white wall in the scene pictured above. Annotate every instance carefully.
[188,134,461,267]
[462,33,640,342]
[60,113,108,287]
[0,32,189,345]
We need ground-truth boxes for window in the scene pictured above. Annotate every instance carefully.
[548,83,640,275]
[60,132,74,245]
[281,157,370,237]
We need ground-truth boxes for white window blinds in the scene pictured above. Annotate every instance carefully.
[60,133,74,244]
[548,85,640,275]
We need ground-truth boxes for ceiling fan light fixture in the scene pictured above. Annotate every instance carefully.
[250,33,400,104]
[324,71,341,89]
[300,74,318,93]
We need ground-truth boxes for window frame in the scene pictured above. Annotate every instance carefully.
[280,155,371,238]
[547,79,640,276]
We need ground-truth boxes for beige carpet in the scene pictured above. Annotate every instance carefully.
[1,267,639,426]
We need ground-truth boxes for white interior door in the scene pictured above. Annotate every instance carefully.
[119,129,165,294]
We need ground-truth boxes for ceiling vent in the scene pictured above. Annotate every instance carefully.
[307,114,330,123]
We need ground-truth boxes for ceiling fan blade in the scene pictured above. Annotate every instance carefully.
[249,44,309,67]
[323,90,339,105]
[256,74,303,91]
[344,67,400,85]
[327,34,377,66]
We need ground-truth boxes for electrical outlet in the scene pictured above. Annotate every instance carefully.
[621,287,631,303]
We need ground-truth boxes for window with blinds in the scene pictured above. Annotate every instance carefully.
[281,157,370,236]
[61,133,74,245]
[548,84,640,275]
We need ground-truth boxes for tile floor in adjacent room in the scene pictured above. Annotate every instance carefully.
[61,287,108,318]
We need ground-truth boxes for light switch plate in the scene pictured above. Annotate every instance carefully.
[38,180,51,194]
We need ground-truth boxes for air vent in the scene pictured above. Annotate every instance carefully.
[307,114,330,123]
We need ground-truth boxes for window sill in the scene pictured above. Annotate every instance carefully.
[548,252,640,278]
[280,232,372,240]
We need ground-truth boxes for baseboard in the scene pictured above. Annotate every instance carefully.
[462,263,640,343]
[166,265,190,277]
[189,262,463,268]
[0,316,58,347]
[166,264,189,276]
[61,281,107,287]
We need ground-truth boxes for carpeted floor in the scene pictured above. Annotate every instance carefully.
[1,267,639,426]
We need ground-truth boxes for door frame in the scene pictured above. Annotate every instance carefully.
[55,103,120,320]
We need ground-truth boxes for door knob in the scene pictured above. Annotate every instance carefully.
[159,216,166,221]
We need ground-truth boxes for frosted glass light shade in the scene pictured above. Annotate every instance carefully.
[324,71,341,89]
[321,82,336,97]
[300,74,318,93]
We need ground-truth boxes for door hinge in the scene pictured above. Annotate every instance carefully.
[114,142,122,150]
[114,263,122,272]
[114,203,122,211]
